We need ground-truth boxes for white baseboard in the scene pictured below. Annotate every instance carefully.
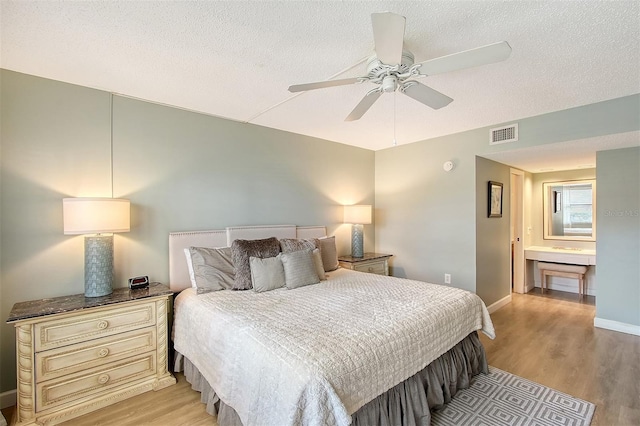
[487,294,512,314]
[594,317,640,336]
[0,389,16,409]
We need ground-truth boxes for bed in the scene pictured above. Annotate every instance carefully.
[169,225,495,426]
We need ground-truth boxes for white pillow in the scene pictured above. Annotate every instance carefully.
[280,249,320,289]
[184,248,197,288]
[250,256,286,293]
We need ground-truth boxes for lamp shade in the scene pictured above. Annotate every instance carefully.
[344,204,372,225]
[63,198,130,235]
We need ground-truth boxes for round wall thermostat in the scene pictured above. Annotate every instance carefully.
[443,161,454,172]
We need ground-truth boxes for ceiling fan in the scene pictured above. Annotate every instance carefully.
[288,12,512,121]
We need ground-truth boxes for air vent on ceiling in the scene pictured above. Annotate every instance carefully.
[490,123,518,145]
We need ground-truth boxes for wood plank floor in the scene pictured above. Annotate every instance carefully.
[2,289,639,425]
[479,289,640,426]
[1,373,215,426]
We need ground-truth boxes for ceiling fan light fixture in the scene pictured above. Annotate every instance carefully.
[366,51,415,78]
[289,12,511,121]
[382,76,397,92]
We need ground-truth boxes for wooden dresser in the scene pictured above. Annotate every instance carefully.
[6,283,176,425]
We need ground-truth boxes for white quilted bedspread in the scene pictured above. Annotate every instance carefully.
[173,268,494,426]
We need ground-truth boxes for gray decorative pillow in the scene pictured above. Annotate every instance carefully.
[312,249,326,281]
[250,256,285,293]
[318,236,339,271]
[231,237,281,290]
[279,238,320,254]
[280,249,320,289]
[188,246,235,294]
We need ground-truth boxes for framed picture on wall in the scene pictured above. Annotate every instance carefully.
[488,181,503,218]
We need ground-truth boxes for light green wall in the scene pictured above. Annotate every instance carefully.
[1,70,112,393]
[0,70,375,393]
[483,95,640,151]
[374,136,478,289]
[596,147,640,326]
[111,95,376,284]
[2,68,639,395]
[475,157,511,307]
[375,94,640,301]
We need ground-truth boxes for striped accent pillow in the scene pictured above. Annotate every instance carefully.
[280,249,320,289]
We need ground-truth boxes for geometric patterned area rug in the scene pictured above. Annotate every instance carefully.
[432,366,596,426]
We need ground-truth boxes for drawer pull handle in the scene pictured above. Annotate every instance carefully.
[368,267,374,272]
[98,374,110,385]
[97,320,109,330]
[98,348,109,358]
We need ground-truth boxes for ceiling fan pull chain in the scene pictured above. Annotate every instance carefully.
[393,91,397,146]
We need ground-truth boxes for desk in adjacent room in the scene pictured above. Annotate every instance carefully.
[524,246,596,295]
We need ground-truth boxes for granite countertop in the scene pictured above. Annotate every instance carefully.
[338,253,393,263]
[7,283,173,323]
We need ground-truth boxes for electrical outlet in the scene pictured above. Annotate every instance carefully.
[444,273,451,284]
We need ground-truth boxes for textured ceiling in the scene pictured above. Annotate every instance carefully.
[2,1,639,167]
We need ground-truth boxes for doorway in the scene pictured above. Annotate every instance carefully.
[510,169,525,293]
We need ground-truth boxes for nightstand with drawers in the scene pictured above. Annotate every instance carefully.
[338,253,393,276]
[6,283,176,425]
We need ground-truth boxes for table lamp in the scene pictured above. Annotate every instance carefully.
[63,198,130,297]
[344,204,372,258]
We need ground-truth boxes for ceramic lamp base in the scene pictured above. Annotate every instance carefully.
[84,235,114,297]
[351,224,364,258]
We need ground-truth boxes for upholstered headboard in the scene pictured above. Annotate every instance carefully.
[169,225,327,292]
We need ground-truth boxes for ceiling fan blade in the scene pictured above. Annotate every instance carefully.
[288,77,362,93]
[419,41,512,76]
[371,12,406,65]
[402,82,453,110]
[345,91,382,121]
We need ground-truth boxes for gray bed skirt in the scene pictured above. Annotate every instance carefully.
[174,331,488,426]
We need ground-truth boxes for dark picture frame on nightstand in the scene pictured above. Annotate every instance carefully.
[488,181,503,218]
